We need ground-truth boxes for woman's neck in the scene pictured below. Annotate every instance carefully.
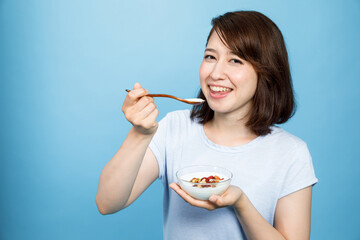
[203,112,258,147]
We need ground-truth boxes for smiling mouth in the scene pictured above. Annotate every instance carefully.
[209,85,232,92]
[209,85,232,93]
[208,85,233,99]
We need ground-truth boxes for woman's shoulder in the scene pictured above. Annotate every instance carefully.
[159,109,194,129]
[162,109,193,124]
[264,127,313,169]
[266,126,308,151]
[165,109,191,119]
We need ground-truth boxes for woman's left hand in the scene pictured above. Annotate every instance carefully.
[169,183,243,211]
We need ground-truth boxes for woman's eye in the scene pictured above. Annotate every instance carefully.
[230,59,243,64]
[204,55,215,60]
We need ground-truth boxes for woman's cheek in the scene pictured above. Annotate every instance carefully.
[199,63,213,82]
[199,67,207,86]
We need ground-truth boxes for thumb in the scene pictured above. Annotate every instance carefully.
[133,82,141,90]
[209,195,225,207]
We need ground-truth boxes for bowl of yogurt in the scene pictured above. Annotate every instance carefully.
[176,165,232,200]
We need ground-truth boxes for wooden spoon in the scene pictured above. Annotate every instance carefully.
[125,89,205,105]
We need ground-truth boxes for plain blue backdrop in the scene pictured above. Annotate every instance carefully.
[1,0,359,239]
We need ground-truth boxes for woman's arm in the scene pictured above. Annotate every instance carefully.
[95,83,159,214]
[273,187,312,239]
[169,184,313,240]
[234,186,312,240]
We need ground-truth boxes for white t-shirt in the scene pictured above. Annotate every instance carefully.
[149,110,318,240]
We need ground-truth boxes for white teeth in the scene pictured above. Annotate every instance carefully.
[209,86,232,92]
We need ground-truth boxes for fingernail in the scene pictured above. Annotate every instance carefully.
[209,196,216,202]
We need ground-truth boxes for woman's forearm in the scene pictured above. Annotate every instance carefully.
[95,127,154,214]
[234,194,286,240]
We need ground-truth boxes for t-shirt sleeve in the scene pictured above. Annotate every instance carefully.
[279,142,318,199]
[149,114,168,182]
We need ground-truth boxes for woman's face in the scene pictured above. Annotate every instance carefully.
[199,32,258,118]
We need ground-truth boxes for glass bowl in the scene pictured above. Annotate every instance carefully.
[176,165,232,200]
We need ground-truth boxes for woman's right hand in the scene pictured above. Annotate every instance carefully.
[122,83,159,135]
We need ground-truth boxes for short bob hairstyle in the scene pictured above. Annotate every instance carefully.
[190,11,296,136]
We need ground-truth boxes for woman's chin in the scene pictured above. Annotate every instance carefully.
[207,103,232,114]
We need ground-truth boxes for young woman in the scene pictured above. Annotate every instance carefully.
[96,11,318,240]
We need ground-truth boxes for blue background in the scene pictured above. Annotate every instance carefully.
[1,0,359,239]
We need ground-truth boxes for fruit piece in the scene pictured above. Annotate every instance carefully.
[190,175,224,188]
[190,178,200,183]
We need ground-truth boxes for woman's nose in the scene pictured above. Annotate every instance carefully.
[210,61,226,80]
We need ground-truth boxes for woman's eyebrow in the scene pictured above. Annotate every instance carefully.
[229,50,240,56]
[204,48,216,53]
[205,48,238,56]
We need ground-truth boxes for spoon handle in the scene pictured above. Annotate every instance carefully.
[125,89,203,105]
[125,89,187,102]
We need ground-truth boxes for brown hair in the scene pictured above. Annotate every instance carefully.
[190,11,296,135]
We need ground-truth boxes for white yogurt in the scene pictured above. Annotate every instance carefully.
[184,98,205,103]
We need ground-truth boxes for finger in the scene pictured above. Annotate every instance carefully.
[169,183,216,210]
[141,106,159,128]
[134,100,156,120]
[127,97,155,122]
[209,186,241,207]
[124,87,149,106]
[131,96,155,113]
[209,194,226,207]
[169,183,182,192]
[127,88,148,101]
[171,185,215,210]
[169,183,198,204]
[133,82,141,90]
[132,104,158,128]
